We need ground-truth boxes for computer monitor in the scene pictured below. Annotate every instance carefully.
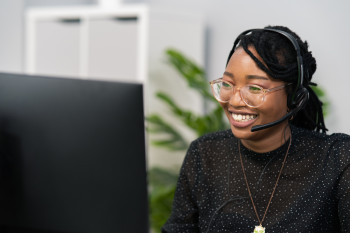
[0,73,148,233]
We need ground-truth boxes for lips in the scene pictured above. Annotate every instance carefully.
[228,111,258,128]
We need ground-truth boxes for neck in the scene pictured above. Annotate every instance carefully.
[241,123,291,153]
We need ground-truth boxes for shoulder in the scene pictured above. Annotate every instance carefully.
[189,129,235,149]
[292,125,350,146]
[183,129,235,161]
[193,129,234,144]
[292,125,350,167]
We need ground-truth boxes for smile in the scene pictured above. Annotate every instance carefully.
[231,113,257,122]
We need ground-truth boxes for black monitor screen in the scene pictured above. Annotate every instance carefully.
[0,73,148,233]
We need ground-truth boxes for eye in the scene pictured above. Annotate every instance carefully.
[247,85,262,94]
[221,81,232,89]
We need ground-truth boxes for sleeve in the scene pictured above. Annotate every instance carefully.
[338,164,350,232]
[334,136,350,232]
[161,141,201,233]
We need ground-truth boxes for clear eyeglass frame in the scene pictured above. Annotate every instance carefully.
[209,78,290,108]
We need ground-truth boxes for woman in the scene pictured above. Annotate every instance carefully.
[162,26,350,232]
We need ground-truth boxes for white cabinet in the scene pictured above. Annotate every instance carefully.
[25,5,204,84]
[26,6,149,82]
[34,18,81,77]
[87,17,138,80]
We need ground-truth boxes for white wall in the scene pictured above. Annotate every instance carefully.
[0,1,23,72]
[146,0,350,135]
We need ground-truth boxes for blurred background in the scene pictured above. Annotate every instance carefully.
[2,0,350,169]
[1,0,350,231]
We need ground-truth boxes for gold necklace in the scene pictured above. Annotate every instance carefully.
[238,135,292,233]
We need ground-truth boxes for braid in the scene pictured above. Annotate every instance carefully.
[227,25,327,133]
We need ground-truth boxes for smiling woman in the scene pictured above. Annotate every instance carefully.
[162,26,350,233]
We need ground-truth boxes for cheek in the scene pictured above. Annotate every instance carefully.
[220,102,229,114]
[260,93,288,116]
[220,102,233,121]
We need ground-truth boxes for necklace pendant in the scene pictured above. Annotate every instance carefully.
[254,225,265,233]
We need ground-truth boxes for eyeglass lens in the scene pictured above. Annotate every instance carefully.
[212,81,265,107]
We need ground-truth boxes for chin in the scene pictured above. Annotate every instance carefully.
[230,124,255,140]
[230,121,288,142]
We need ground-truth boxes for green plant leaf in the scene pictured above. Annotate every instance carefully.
[146,114,189,151]
[166,48,214,101]
[149,185,176,233]
[148,167,178,188]
[148,167,177,233]
[155,91,229,136]
[145,48,225,232]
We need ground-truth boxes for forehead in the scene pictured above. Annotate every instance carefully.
[225,47,270,79]
[229,46,266,66]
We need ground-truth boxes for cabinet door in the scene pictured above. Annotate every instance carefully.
[35,19,80,77]
[87,17,138,81]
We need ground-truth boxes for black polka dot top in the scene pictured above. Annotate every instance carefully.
[162,125,350,233]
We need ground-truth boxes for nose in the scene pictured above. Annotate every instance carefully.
[228,88,246,107]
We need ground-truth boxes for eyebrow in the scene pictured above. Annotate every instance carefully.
[224,71,269,80]
[223,71,234,78]
[246,75,269,80]
[223,71,269,81]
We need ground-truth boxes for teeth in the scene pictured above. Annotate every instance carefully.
[232,113,257,122]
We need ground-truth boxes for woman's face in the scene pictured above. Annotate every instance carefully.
[221,46,289,143]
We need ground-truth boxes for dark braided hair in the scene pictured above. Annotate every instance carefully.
[226,25,327,133]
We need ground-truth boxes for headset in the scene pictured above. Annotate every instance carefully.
[227,28,309,132]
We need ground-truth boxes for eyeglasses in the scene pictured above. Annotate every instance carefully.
[209,78,290,108]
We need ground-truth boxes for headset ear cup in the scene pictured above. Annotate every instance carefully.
[291,87,309,110]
